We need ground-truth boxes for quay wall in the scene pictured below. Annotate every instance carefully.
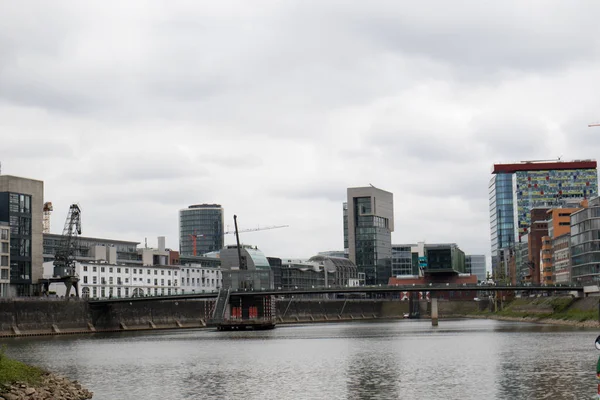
[0,298,482,336]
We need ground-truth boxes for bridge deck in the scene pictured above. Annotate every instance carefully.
[87,285,582,305]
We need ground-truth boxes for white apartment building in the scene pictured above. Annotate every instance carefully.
[179,264,221,294]
[0,223,10,297]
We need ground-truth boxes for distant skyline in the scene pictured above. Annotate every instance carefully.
[2,1,600,260]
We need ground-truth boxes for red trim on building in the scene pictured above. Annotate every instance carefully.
[492,161,596,174]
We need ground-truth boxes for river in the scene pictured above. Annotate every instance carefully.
[2,319,597,399]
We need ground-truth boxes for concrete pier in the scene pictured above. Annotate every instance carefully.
[431,298,438,326]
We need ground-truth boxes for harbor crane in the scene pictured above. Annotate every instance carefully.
[51,204,82,298]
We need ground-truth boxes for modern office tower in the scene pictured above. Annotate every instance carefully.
[570,196,600,284]
[465,255,487,282]
[0,175,44,296]
[490,160,597,278]
[345,186,394,285]
[179,204,224,256]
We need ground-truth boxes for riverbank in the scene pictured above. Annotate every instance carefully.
[0,355,92,400]
[449,296,600,328]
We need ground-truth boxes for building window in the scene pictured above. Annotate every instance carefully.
[147,279,150,284]
[168,271,171,276]
[1,243,8,253]
[161,279,164,286]
[0,269,8,280]
[125,278,129,283]
[168,280,171,286]
[83,265,88,272]
[93,287,97,297]
[0,229,7,240]
[0,256,7,267]
[109,268,113,273]
[174,271,178,276]
[93,266,97,272]
[83,276,88,284]
[154,279,158,285]
[133,269,137,274]
[117,268,121,273]
[109,277,113,284]
[154,270,157,275]
[125,287,129,297]
[125,268,129,274]
[101,267,105,272]
[161,270,164,276]
[93,276,97,284]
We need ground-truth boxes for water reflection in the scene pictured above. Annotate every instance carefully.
[346,351,400,400]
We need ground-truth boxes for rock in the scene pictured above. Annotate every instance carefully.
[24,388,35,395]
[2,394,18,400]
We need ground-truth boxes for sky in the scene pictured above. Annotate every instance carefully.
[2,1,600,263]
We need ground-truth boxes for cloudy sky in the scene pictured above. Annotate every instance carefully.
[2,1,600,263]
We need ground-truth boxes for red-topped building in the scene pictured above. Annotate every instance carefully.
[489,159,598,283]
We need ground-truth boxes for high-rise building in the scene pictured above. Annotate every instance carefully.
[490,160,597,277]
[0,175,44,296]
[179,204,224,256]
[465,255,486,282]
[570,196,600,284]
[345,186,394,285]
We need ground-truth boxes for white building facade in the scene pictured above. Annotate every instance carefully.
[43,261,182,298]
[179,264,222,294]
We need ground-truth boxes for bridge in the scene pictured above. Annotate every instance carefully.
[87,284,583,305]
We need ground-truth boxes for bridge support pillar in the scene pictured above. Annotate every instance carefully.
[431,298,438,327]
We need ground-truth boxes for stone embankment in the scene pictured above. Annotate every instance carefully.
[0,373,92,400]
[462,313,600,328]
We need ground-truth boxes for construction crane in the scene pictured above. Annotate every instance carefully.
[223,224,289,235]
[42,202,53,233]
[189,230,205,256]
[52,204,82,298]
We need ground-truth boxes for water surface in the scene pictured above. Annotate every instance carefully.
[2,319,597,399]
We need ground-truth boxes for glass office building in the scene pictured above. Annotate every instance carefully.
[570,196,600,284]
[179,204,224,256]
[489,173,515,276]
[490,160,598,278]
[392,245,415,276]
[0,175,44,296]
[346,187,394,285]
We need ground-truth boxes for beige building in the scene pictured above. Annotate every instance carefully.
[0,175,44,296]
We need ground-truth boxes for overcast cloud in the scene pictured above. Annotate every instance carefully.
[2,1,600,265]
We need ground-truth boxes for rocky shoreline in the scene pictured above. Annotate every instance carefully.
[0,373,93,400]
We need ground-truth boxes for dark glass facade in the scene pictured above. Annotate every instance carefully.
[570,198,600,283]
[179,204,224,256]
[391,245,415,276]
[0,192,32,291]
[353,197,391,285]
[489,173,515,276]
